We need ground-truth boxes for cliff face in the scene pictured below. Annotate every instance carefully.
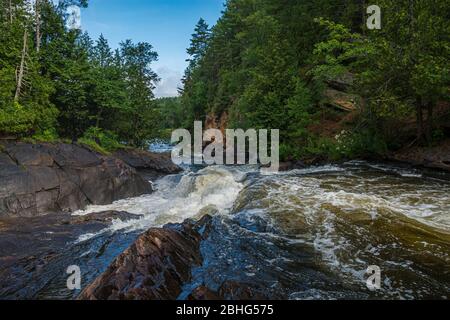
[0,142,179,217]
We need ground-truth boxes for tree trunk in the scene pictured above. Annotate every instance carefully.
[9,0,13,23]
[416,100,424,145]
[425,102,433,145]
[14,29,28,102]
[96,109,102,128]
[35,0,41,52]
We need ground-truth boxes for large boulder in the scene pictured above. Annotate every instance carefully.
[0,142,152,217]
[79,215,212,300]
[113,148,181,180]
[324,89,359,112]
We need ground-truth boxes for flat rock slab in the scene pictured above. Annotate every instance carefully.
[0,211,143,299]
[114,148,181,181]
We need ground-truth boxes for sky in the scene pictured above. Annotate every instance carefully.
[79,0,224,97]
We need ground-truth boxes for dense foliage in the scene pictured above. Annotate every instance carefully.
[1,1,448,158]
[181,0,449,160]
[0,0,160,149]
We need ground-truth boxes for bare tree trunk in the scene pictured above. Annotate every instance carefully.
[35,0,41,52]
[15,29,28,102]
[9,0,13,23]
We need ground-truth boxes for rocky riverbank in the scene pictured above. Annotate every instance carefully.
[0,141,182,299]
[277,139,450,175]
[0,210,143,299]
[79,215,211,300]
[0,141,180,217]
[387,139,450,172]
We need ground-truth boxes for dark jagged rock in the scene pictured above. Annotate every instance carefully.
[187,286,221,300]
[218,281,271,300]
[113,148,181,181]
[278,161,307,172]
[388,139,450,173]
[0,142,152,217]
[78,215,212,300]
[188,282,270,301]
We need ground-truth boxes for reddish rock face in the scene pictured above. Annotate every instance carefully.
[79,215,212,300]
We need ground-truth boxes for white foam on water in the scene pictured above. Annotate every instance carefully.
[240,166,450,297]
[345,161,424,178]
[73,166,246,243]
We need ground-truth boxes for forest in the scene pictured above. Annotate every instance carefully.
[178,0,449,161]
[1,0,449,161]
[1,0,161,151]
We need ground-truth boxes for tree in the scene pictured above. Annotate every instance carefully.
[183,18,210,85]
[88,34,126,128]
[117,40,160,147]
[0,0,57,137]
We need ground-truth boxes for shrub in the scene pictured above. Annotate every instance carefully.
[0,101,37,135]
[32,128,59,143]
[78,127,122,154]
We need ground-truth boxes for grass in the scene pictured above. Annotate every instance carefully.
[77,138,111,155]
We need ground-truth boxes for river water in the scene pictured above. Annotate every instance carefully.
[71,159,450,300]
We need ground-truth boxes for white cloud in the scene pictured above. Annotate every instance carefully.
[66,5,81,30]
[154,67,182,98]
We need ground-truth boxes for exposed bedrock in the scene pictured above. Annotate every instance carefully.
[0,142,169,217]
[79,215,212,300]
[113,148,182,181]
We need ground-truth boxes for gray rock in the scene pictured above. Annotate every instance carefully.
[114,148,181,181]
[0,142,153,217]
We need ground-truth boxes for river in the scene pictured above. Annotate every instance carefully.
[69,157,449,300]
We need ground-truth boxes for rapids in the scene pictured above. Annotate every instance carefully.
[71,160,450,300]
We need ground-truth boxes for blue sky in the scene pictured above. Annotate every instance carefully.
[80,0,224,97]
